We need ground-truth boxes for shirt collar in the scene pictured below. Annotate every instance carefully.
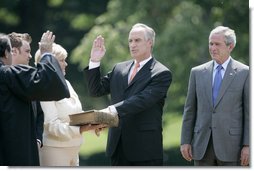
[134,56,152,67]
[213,56,231,71]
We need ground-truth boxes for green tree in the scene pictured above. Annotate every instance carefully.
[71,0,249,113]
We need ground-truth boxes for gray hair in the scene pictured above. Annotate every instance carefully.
[209,26,236,46]
[131,23,156,47]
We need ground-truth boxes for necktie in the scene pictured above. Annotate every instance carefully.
[129,62,140,83]
[212,65,223,105]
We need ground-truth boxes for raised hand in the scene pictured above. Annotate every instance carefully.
[90,35,106,62]
[39,30,55,54]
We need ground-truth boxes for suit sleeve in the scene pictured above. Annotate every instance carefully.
[1,54,70,101]
[243,71,249,145]
[181,68,197,145]
[35,101,44,147]
[83,66,111,97]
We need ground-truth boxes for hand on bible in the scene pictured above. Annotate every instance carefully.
[99,107,116,116]
[94,126,108,137]
[80,124,107,134]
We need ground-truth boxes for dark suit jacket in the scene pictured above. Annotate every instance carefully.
[181,58,249,162]
[84,57,172,161]
[31,101,44,147]
[0,54,70,166]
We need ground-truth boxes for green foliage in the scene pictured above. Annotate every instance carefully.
[71,14,96,31]
[48,0,64,7]
[71,0,248,113]
[0,8,19,26]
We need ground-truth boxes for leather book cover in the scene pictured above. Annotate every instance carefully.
[69,110,119,127]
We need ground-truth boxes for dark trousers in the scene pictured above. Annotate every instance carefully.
[111,138,163,166]
[194,135,240,166]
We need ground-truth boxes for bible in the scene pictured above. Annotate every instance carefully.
[69,110,119,127]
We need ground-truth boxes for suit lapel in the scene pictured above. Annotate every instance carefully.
[214,59,236,107]
[123,61,133,89]
[203,61,214,107]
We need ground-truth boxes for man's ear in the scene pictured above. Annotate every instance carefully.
[4,49,9,58]
[12,47,18,55]
[228,43,235,52]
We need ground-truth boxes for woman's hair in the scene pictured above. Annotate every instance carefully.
[35,43,67,64]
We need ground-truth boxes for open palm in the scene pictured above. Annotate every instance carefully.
[90,35,106,62]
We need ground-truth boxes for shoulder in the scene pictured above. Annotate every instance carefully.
[115,60,132,68]
[191,61,213,72]
[152,58,169,70]
[231,58,249,71]
[1,64,32,76]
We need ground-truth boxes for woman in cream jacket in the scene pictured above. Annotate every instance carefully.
[35,43,103,166]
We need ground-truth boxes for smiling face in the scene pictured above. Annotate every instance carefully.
[128,27,152,62]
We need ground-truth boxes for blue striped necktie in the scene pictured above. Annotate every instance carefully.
[212,65,223,106]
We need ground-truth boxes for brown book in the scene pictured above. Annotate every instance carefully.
[69,110,119,127]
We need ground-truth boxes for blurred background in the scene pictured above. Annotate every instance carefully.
[0,0,249,166]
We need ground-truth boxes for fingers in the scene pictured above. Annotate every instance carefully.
[94,124,108,137]
[93,35,104,49]
[41,30,55,43]
[39,30,55,54]
[80,123,108,135]
[94,127,104,137]
[241,157,249,166]
[240,146,249,166]
[90,35,106,62]
[95,128,100,137]
[180,144,192,162]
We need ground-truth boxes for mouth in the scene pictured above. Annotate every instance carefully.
[131,50,137,54]
[210,52,218,56]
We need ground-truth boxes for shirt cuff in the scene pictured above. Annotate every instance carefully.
[89,60,100,70]
[37,139,42,148]
[108,105,118,115]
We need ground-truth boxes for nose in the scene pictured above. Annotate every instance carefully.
[129,41,136,48]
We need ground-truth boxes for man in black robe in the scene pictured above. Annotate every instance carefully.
[0,31,70,166]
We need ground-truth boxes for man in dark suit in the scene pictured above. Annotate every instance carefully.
[180,26,249,166]
[84,23,172,166]
[0,31,70,166]
[8,32,44,149]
